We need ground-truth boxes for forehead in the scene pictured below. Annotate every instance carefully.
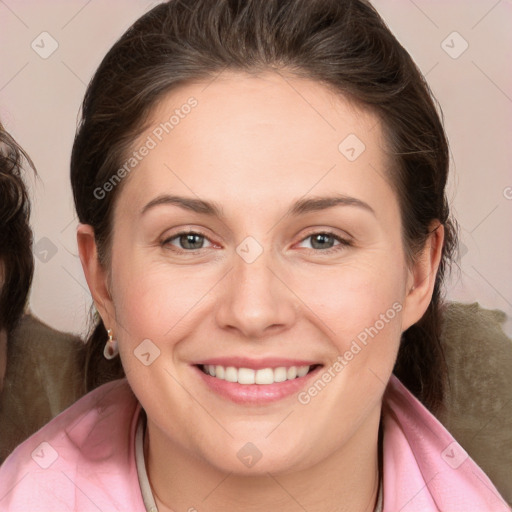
[116,70,394,218]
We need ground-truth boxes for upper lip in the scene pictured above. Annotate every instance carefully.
[194,357,322,370]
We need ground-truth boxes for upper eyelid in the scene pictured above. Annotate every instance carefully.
[298,227,352,241]
[163,231,215,247]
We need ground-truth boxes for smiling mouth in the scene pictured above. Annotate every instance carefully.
[198,364,321,385]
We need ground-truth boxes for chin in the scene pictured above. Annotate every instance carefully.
[212,451,302,477]
[196,434,318,477]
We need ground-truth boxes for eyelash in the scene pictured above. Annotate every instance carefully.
[160,230,352,255]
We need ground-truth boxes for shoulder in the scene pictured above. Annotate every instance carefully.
[438,301,512,502]
[441,301,510,358]
[7,314,85,385]
[0,378,146,512]
[382,375,510,511]
[439,302,512,389]
[0,313,86,462]
[3,313,85,406]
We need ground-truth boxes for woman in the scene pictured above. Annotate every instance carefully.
[0,122,33,400]
[0,122,85,463]
[0,0,509,510]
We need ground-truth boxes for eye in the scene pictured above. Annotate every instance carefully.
[161,231,213,252]
[296,231,351,254]
[160,229,351,255]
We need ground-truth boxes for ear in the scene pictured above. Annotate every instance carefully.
[401,221,445,332]
[77,224,116,330]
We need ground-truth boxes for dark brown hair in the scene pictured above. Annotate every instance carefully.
[71,0,457,410]
[0,122,34,335]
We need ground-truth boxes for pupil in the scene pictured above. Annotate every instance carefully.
[182,234,202,249]
[312,234,333,250]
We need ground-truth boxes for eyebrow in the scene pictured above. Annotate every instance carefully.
[141,193,375,218]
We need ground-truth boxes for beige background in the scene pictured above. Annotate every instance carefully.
[0,0,511,338]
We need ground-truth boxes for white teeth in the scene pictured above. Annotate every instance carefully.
[287,367,297,379]
[225,366,238,382]
[215,365,225,379]
[274,367,288,383]
[238,368,255,384]
[297,365,309,377]
[201,364,313,385]
[255,368,274,385]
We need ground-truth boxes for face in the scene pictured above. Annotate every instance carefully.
[80,71,439,475]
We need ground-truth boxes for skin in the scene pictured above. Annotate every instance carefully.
[78,71,443,512]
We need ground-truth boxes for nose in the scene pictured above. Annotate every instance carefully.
[215,246,297,340]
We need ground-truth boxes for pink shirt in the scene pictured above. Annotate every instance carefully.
[0,376,509,511]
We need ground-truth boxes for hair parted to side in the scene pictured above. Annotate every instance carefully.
[71,0,458,411]
[0,122,35,336]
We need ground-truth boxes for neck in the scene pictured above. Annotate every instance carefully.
[0,329,7,395]
[145,409,382,512]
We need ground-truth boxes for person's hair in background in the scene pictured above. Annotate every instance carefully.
[73,0,457,411]
[0,122,87,463]
[0,122,34,348]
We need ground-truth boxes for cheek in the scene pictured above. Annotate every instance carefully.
[296,260,405,414]
[293,251,407,406]
[292,250,406,341]
[109,243,175,337]
[112,262,202,343]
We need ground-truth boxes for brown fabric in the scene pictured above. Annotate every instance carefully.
[436,302,512,504]
[0,314,86,463]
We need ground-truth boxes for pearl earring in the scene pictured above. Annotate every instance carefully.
[103,329,119,360]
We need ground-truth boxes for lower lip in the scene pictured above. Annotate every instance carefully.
[194,365,322,404]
